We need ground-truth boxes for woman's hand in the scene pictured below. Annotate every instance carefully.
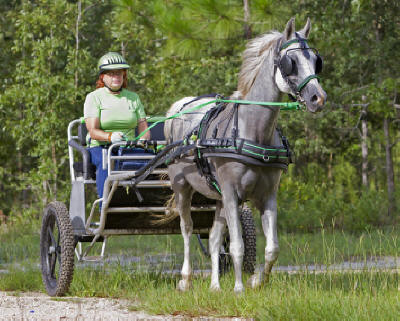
[110,132,125,143]
[85,117,125,143]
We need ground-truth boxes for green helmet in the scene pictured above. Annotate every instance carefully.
[97,52,130,73]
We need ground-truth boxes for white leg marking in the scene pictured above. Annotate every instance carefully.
[176,192,193,292]
[222,191,244,293]
[209,201,226,291]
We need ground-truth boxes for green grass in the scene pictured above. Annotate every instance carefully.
[1,221,399,319]
[1,220,399,267]
[1,267,399,320]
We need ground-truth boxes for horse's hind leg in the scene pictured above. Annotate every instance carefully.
[209,200,226,291]
[248,193,280,288]
[175,187,194,291]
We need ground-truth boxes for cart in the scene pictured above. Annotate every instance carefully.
[40,118,256,296]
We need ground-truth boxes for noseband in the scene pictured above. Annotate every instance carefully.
[274,34,323,102]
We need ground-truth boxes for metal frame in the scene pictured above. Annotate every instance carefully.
[67,119,215,261]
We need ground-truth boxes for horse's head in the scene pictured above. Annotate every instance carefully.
[275,18,327,112]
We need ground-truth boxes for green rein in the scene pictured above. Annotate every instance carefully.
[135,99,302,141]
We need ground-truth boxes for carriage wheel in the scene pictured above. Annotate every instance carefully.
[219,204,257,274]
[40,201,75,296]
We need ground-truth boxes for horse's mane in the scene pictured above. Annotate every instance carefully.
[237,31,283,97]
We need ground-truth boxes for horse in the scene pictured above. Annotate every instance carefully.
[164,17,327,293]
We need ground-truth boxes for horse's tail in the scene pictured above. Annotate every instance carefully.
[149,193,179,226]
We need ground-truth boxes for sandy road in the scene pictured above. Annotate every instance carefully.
[0,291,249,321]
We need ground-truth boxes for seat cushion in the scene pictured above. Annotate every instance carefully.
[115,147,155,170]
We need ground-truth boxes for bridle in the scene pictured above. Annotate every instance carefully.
[274,33,323,103]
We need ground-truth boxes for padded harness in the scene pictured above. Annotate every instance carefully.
[180,96,293,193]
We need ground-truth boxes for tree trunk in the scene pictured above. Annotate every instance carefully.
[383,117,396,219]
[51,141,57,199]
[361,107,368,187]
[74,1,82,91]
[243,0,251,39]
[121,41,126,58]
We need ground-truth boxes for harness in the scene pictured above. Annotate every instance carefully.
[182,99,293,193]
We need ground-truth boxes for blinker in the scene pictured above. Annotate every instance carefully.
[279,48,323,76]
[280,54,294,75]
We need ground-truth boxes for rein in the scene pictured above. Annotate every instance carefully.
[135,98,302,141]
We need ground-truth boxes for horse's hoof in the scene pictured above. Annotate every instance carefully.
[210,283,221,292]
[177,279,191,291]
[234,284,245,294]
[247,273,262,288]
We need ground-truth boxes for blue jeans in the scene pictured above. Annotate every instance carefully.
[88,146,152,199]
[88,146,108,199]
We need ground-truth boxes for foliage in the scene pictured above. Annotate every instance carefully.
[0,0,399,230]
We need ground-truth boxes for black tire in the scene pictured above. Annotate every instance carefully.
[40,201,75,296]
[240,204,256,274]
[219,204,257,274]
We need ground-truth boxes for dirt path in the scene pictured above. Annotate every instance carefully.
[0,291,249,321]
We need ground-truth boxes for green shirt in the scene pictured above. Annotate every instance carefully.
[83,87,146,147]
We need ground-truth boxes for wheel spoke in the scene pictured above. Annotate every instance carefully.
[50,253,57,278]
[56,246,61,264]
[47,221,60,278]
[47,226,57,248]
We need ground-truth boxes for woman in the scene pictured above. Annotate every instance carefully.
[84,52,150,199]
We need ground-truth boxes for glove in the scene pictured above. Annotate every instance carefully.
[109,131,125,143]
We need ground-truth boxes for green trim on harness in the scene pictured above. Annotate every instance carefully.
[243,142,287,153]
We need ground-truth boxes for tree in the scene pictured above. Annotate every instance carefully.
[286,0,400,219]
[0,0,111,217]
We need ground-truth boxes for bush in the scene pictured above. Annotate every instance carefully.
[277,163,393,232]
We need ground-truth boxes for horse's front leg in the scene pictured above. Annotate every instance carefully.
[221,188,244,293]
[248,193,280,288]
[209,200,226,291]
[175,189,194,291]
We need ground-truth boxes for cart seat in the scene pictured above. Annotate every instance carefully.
[115,147,155,171]
[69,119,166,180]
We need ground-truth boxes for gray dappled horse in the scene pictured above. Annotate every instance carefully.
[164,18,327,293]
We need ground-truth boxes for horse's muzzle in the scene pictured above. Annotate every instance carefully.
[303,84,327,112]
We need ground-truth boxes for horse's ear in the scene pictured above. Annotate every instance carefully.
[284,17,296,41]
[299,18,311,39]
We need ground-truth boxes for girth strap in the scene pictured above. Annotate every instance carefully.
[199,138,292,165]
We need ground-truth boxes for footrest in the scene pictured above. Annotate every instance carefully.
[81,255,104,262]
[75,235,105,243]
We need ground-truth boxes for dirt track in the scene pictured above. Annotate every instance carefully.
[0,291,249,321]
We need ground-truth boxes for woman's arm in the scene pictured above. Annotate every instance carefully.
[137,118,151,140]
[85,117,112,142]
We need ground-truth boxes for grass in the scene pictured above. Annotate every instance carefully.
[1,267,399,320]
[0,221,399,319]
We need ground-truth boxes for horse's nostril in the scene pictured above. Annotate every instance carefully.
[311,94,325,106]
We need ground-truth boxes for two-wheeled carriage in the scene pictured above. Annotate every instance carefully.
[40,117,256,296]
